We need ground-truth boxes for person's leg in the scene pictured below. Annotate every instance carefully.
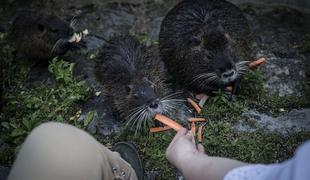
[8,122,137,180]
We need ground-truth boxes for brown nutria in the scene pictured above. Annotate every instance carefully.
[159,0,252,98]
[95,35,183,132]
[8,11,85,60]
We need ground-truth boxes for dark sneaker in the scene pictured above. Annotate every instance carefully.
[112,142,144,180]
[0,166,10,180]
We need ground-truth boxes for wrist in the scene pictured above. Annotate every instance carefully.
[178,151,209,176]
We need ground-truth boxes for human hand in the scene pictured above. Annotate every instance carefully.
[166,128,247,180]
[166,128,205,171]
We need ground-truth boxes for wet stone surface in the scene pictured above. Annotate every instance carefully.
[236,109,310,135]
[242,4,310,97]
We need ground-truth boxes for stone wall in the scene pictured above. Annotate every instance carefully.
[229,0,310,11]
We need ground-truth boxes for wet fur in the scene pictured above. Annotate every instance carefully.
[159,0,252,94]
[8,11,81,60]
[95,35,181,131]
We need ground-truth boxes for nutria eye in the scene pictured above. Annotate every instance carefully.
[125,86,131,93]
[133,93,139,99]
[37,24,45,33]
[190,37,201,46]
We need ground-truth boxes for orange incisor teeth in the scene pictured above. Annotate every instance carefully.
[226,86,233,92]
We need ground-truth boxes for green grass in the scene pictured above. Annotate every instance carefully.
[0,31,310,179]
[0,33,92,164]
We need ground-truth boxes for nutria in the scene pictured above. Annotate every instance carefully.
[95,35,183,132]
[8,11,85,60]
[159,0,252,98]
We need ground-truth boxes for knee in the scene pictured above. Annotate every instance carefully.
[22,122,99,161]
[26,122,98,150]
[28,122,73,141]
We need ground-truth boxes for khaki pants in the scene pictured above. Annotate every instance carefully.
[8,122,138,180]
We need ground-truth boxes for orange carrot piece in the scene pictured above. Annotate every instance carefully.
[154,114,183,131]
[226,86,233,92]
[150,126,172,133]
[188,117,207,122]
[187,98,202,114]
[191,122,196,136]
[249,58,266,69]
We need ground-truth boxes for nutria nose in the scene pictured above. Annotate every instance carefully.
[149,102,159,109]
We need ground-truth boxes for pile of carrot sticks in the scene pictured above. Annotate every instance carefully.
[149,58,266,143]
[151,98,206,143]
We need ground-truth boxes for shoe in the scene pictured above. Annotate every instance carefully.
[0,166,10,180]
[112,142,144,180]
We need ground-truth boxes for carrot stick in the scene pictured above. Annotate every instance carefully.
[226,86,233,92]
[150,126,172,133]
[154,114,183,131]
[188,117,207,122]
[249,58,266,69]
[191,122,196,136]
[187,98,202,114]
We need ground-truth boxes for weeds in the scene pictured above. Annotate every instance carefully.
[0,42,91,164]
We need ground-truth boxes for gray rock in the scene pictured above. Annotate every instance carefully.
[235,109,310,134]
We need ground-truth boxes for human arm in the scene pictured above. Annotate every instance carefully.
[165,128,247,180]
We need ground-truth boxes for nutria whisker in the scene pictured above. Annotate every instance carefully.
[209,77,218,85]
[51,38,66,54]
[162,103,182,113]
[126,109,140,123]
[126,106,144,121]
[70,17,78,30]
[140,109,152,133]
[236,61,250,65]
[236,61,249,75]
[125,106,144,127]
[195,74,219,87]
[160,91,183,100]
[134,108,148,134]
[162,102,179,113]
[191,73,218,85]
[161,99,185,110]
[161,99,185,104]
[236,61,249,69]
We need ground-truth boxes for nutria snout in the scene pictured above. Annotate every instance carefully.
[159,0,252,94]
[8,11,85,60]
[95,35,183,132]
